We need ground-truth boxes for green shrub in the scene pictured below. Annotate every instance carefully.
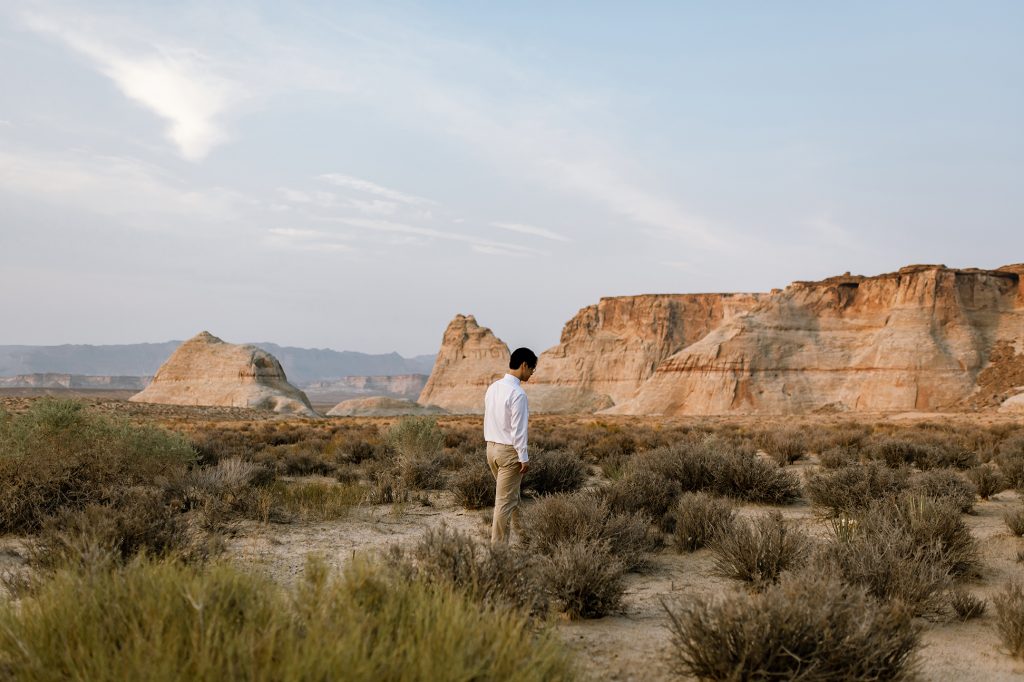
[0,556,574,681]
[525,449,587,495]
[0,399,196,533]
[668,492,735,552]
[664,571,920,681]
[708,512,809,586]
[804,463,908,515]
[994,581,1024,658]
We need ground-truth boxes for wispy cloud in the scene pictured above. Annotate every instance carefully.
[265,227,352,253]
[322,216,546,256]
[319,173,437,206]
[492,221,570,243]
[22,14,242,161]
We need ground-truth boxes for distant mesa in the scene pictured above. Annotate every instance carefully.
[422,264,1024,415]
[326,396,448,417]
[129,331,318,417]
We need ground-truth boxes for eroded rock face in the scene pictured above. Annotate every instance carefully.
[612,265,1024,415]
[326,396,447,417]
[529,293,765,410]
[130,332,318,416]
[417,315,509,413]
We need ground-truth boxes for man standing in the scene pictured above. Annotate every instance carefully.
[483,347,537,544]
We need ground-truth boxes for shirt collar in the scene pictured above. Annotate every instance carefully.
[503,373,521,386]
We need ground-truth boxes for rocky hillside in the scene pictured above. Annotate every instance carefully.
[422,264,1024,415]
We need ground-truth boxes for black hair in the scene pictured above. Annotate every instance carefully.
[509,347,538,370]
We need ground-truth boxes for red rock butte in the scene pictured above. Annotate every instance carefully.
[418,264,1024,415]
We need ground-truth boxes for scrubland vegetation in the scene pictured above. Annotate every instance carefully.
[3,398,1024,679]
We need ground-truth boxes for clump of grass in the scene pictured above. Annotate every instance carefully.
[994,581,1024,658]
[714,449,802,504]
[967,464,1007,499]
[0,555,574,681]
[668,492,735,552]
[519,491,655,571]
[539,540,625,619]
[759,428,807,465]
[386,416,446,489]
[818,445,858,468]
[0,399,196,533]
[270,480,365,522]
[913,469,977,513]
[950,590,987,621]
[708,512,809,586]
[524,449,587,495]
[1004,507,1024,536]
[448,458,495,510]
[605,469,681,523]
[664,571,920,681]
[804,463,908,515]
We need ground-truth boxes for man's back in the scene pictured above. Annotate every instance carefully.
[484,374,528,452]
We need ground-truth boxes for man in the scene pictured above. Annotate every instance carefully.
[483,347,537,544]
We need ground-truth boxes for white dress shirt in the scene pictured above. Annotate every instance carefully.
[483,374,529,462]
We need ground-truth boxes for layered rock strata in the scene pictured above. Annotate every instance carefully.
[417,315,510,413]
[130,332,318,416]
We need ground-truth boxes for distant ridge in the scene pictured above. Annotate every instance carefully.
[0,342,434,384]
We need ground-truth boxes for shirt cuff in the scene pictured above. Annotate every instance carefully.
[517,450,529,463]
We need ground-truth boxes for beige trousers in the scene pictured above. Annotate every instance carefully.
[486,442,523,544]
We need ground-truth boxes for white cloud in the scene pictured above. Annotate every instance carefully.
[23,14,241,161]
[265,227,352,253]
[492,221,570,243]
[319,173,437,206]
[324,216,546,256]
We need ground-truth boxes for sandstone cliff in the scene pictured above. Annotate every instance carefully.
[301,374,428,404]
[417,315,510,413]
[611,265,1024,415]
[130,332,318,416]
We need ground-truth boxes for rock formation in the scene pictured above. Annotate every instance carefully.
[326,396,448,417]
[423,264,1024,415]
[302,374,428,405]
[612,265,1024,415]
[130,332,318,416]
[418,315,509,413]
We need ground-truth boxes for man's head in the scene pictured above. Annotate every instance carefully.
[509,347,538,382]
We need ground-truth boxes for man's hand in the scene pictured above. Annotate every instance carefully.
[520,461,530,474]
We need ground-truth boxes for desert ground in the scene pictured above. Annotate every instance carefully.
[2,396,1024,680]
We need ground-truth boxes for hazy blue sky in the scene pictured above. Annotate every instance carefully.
[1,1,1021,356]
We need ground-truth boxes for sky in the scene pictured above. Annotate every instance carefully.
[1,1,1021,356]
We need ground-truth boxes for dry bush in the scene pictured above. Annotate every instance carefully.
[709,512,809,586]
[605,469,681,524]
[807,423,871,453]
[994,581,1024,658]
[524,449,587,496]
[538,540,625,619]
[950,590,987,621]
[585,431,638,469]
[392,525,549,615]
[270,481,365,522]
[913,468,977,513]
[668,492,735,552]
[1004,507,1024,536]
[0,399,196,533]
[386,416,446,490]
[997,435,1024,487]
[0,556,573,681]
[804,463,909,515]
[665,571,920,681]
[364,469,409,505]
[448,458,495,510]
[519,491,655,571]
[867,435,976,470]
[714,449,801,504]
[967,464,1007,499]
[758,428,807,465]
[818,445,859,468]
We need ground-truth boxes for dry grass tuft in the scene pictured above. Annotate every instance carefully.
[524,449,587,496]
[804,463,908,515]
[967,464,1007,499]
[668,492,736,552]
[538,540,625,619]
[708,512,810,586]
[995,581,1024,658]
[950,590,987,621]
[913,468,977,513]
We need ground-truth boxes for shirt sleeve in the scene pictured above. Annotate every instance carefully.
[509,390,529,462]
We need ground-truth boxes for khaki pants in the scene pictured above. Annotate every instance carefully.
[486,442,523,544]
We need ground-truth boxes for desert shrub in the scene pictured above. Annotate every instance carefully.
[274,446,337,476]
[967,464,1007,499]
[585,431,637,469]
[804,463,909,515]
[714,450,801,504]
[627,441,716,491]
[664,571,920,681]
[824,495,979,615]
[807,424,870,453]
[440,424,479,453]
[913,469,977,513]
[538,540,625,619]
[994,581,1024,658]
[867,435,976,470]
[386,417,446,489]
[1004,507,1024,536]
[0,399,196,533]
[448,459,495,509]
[270,481,365,522]
[996,435,1024,487]
[668,492,735,552]
[393,525,549,615]
[0,556,573,681]
[364,469,409,505]
[950,590,987,621]
[605,469,681,524]
[708,512,809,586]
[524,449,586,495]
[759,428,807,465]
[818,445,858,468]
[519,491,654,571]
